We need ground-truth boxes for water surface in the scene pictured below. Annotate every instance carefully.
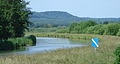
[0,37,89,55]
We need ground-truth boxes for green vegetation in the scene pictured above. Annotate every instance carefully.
[67,21,120,36]
[117,29,120,36]
[30,11,120,28]
[69,20,97,33]
[28,26,69,33]
[0,0,35,51]
[29,28,58,33]
[0,0,31,40]
[114,45,120,64]
[0,34,120,64]
[34,33,97,40]
[0,35,36,51]
[103,23,120,35]
[27,35,36,46]
[29,11,81,27]
[0,0,120,64]
[84,24,105,35]
[56,28,69,33]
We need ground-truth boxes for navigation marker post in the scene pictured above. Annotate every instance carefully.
[91,38,99,51]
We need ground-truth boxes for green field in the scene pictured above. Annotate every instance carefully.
[0,33,120,64]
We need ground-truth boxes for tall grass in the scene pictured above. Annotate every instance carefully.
[0,35,36,51]
[34,33,100,40]
[0,34,120,64]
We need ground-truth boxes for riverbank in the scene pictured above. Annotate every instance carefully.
[0,35,36,51]
[0,33,120,64]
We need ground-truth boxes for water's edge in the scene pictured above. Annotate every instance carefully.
[0,37,89,55]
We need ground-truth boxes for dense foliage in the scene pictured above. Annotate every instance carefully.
[103,23,120,35]
[84,24,105,35]
[117,29,120,36]
[27,35,36,45]
[0,0,31,40]
[0,35,36,51]
[58,21,120,36]
[69,21,97,33]
[114,46,120,64]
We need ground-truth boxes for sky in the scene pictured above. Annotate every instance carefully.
[25,0,120,18]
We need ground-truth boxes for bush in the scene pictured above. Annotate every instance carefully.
[0,40,14,50]
[27,35,36,45]
[8,37,33,47]
[84,23,120,36]
[114,46,120,64]
[103,23,120,35]
[69,20,97,33]
[117,29,120,36]
[84,24,105,35]
[69,22,120,36]
[0,35,36,51]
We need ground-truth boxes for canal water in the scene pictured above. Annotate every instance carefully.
[0,37,89,55]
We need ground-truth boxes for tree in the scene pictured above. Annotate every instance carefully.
[11,0,31,37]
[0,0,31,39]
[103,23,120,35]
[69,23,78,33]
[117,29,120,36]
[69,20,97,34]
[0,0,15,40]
[84,24,105,35]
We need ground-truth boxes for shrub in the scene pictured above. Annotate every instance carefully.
[103,23,120,35]
[27,35,36,45]
[69,20,97,33]
[84,24,105,35]
[114,46,120,64]
[8,37,33,48]
[117,29,120,36]
[0,40,14,50]
[83,23,120,36]
[0,35,36,51]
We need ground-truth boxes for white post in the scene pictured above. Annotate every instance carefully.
[95,48,96,52]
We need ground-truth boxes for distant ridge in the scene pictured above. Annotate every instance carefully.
[29,11,120,27]
[31,11,80,19]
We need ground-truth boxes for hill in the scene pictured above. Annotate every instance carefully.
[29,11,120,27]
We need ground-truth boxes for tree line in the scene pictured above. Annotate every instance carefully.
[56,20,120,36]
[0,0,31,40]
[68,20,120,36]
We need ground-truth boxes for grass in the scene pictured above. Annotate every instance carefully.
[0,35,36,51]
[28,27,58,33]
[0,33,120,64]
[34,33,100,40]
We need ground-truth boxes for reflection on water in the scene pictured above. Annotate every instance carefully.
[0,37,89,55]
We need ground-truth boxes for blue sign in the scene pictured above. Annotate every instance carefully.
[91,38,99,47]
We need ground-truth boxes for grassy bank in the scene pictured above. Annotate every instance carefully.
[0,33,120,64]
[34,33,101,40]
[0,35,36,51]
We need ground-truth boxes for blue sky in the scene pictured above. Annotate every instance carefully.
[25,0,120,18]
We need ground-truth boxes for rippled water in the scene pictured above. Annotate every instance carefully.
[0,37,89,55]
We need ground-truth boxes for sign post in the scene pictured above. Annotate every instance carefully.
[91,38,99,51]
